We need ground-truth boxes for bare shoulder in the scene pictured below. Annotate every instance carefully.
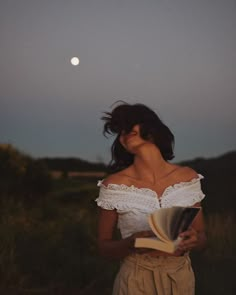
[101,169,131,186]
[176,166,199,182]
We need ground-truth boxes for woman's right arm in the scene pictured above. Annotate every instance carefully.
[98,208,155,259]
[97,208,134,259]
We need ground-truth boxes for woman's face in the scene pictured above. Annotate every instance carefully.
[119,124,153,153]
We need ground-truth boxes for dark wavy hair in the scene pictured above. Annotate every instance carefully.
[101,102,175,172]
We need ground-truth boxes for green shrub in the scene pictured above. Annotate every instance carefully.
[0,144,52,201]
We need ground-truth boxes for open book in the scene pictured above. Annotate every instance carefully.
[134,206,201,253]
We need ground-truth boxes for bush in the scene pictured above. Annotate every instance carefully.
[0,144,52,201]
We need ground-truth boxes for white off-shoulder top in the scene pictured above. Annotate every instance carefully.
[95,174,205,239]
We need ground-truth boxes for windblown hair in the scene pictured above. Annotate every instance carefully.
[101,102,175,171]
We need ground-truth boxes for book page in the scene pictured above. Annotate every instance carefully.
[135,237,176,253]
[170,207,201,239]
[148,215,169,242]
[165,207,184,238]
[150,208,172,241]
[149,207,201,241]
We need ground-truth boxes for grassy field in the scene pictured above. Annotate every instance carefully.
[0,176,235,294]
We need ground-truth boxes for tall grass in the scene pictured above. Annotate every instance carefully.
[0,180,235,294]
[0,188,112,294]
[192,212,236,295]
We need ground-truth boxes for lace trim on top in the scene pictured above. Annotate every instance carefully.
[95,174,205,211]
[97,174,204,199]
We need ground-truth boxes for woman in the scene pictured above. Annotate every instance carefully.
[95,102,207,295]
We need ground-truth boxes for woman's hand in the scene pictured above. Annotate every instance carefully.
[177,227,199,253]
[127,230,155,254]
[176,202,207,254]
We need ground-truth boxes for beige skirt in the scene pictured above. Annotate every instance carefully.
[112,254,195,295]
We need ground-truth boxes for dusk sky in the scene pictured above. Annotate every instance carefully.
[1,0,235,164]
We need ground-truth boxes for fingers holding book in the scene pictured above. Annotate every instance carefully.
[177,227,198,252]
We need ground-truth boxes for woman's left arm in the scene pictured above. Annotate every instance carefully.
[177,202,207,252]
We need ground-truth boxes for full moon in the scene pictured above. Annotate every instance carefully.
[70,57,80,66]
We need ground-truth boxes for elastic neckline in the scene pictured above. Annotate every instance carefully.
[98,174,204,200]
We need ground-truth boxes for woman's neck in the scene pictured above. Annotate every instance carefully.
[132,144,171,184]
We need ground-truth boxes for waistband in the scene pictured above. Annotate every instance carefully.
[123,253,190,270]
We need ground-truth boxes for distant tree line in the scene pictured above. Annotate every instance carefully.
[41,157,108,172]
[1,142,235,213]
